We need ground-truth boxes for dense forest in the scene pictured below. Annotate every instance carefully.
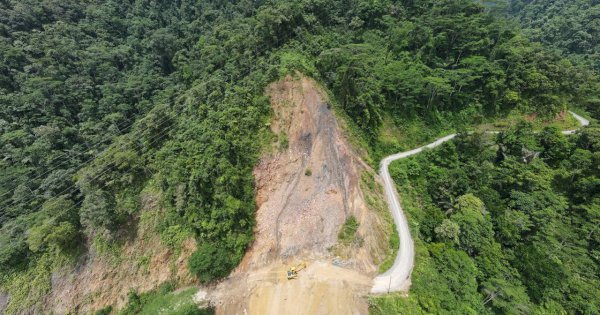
[0,0,598,313]
[371,124,600,314]
[508,0,599,71]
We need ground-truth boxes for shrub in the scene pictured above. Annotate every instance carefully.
[95,306,113,315]
[188,243,233,283]
[338,216,359,245]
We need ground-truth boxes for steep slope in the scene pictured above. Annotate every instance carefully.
[45,194,197,313]
[209,75,391,315]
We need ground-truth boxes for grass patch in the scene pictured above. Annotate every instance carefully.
[160,224,194,251]
[276,52,318,78]
[476,110,580,133]
[136,255,150,274]
[338,216,359,246]
[374,115,456,164]
[117,283,212,315]
[332,214,363,259]
[359,171,396,266]
[1,252,73,314]
[377,224,399,273]
[95,306,113,315]
[92,236,123,266]
[369,292,422,315]
[278,132,289,151]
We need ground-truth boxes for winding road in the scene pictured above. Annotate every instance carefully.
[371,111,590,294]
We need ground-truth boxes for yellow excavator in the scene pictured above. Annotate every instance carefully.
[286,262,307,280]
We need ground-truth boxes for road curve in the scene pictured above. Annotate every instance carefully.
[371,111,590,294]
[563,111,590,134]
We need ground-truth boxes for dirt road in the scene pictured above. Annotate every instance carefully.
[371,111,590,294]
[212,260,372,315]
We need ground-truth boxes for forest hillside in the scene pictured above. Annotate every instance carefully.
[0,0,598,314]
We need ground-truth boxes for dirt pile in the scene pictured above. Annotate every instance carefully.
[210,75,390,314]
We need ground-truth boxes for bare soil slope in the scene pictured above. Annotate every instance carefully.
[210,75,389,315]
[43,194,197,314]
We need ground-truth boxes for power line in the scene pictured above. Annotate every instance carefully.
[2,112,176,208]
[0,121,128,194]
[5,116,178,216]
[0,114,148,199]
[1,33,289,217]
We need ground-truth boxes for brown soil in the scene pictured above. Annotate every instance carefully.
[43,193,197,314]
[209,75,389,314]
[214,261,372,315]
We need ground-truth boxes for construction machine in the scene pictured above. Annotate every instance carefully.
[286,262,307,280]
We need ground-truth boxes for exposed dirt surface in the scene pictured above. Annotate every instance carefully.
[209,75,389,315]
[215,261,372,315]
[44,193,197,314]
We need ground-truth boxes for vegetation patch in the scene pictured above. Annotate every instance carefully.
[375,115,458,162]
[188,244,235,284]
[278,132,289,151]
[475,110,580,133]
[338,216,359,246]
[377,224,399,274]
[358,171,396,267]
[276,51,318,78]
[0,253,72,314]
[370,124,600,314]
[116,283,212,315]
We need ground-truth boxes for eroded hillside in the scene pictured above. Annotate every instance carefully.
[42,194,197,314]
[209,75,391,315]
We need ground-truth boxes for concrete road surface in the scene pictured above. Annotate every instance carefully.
[371,111,590,294]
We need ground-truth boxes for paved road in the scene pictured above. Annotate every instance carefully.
[563,111,590,134]
[371,111,590,294]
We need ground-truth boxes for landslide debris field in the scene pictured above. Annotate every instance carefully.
[209,76,390,315]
